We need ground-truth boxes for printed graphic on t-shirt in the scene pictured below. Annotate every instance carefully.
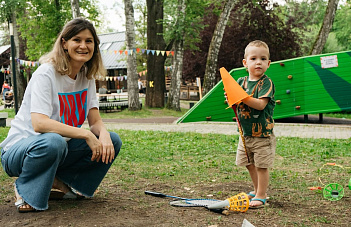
[58,89,87,127]
[237,76,275,137]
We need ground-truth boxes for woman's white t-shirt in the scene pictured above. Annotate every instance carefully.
[0,63,99,151]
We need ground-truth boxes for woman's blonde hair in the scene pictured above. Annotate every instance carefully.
[39,17,106,80]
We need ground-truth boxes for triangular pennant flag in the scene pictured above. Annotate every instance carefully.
[119,50,123,55]
[114,50,118,54]
[125,50,128,55]
[156,50,160,56]
[171,51,174,56]
[166,51,170,56]
[151,50,155,55]
[220,67,249,106]
[136,48,140,53]
[142,49,145,54]
[133,48,137,54]
[146,50,150,55]
[161,51,165,56]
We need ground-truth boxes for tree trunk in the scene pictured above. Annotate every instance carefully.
[11,13,25,107]
[167,39,184,111]
[203,0,235,95]
[70,0,81,18]
[310,0,339,55]
[146,0,166,108]
[124,0,140,110]
[167,0,186,111]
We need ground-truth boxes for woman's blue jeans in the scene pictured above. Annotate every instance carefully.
[1,131,122,211]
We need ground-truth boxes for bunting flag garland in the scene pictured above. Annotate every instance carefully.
[103,48,174,56]
[101,75,130,82]
[1,58,40,74]
[137,66,172,76]
[2,48,174,76]
[0,65,11,74]
[15,58,40,68]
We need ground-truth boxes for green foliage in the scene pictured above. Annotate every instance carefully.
[183,0,306,80]
[16,0,101,61]
[0,0,19,22]
[323,32,346,53]
[163,0,207,51]
[333,2,351,50]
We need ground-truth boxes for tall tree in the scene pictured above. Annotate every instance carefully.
[134,1,147,73]
[70,0,81,18]
[124,0,141,110]
[202,0,235,95]
[146,0,167,108]
[310,0,340,55]
[164,0,206,110]
[166,0,186,111]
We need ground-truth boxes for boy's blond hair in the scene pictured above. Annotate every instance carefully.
[244,40,270,59]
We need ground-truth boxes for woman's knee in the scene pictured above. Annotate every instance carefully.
[36,133,67,159]
[109,132,122,156]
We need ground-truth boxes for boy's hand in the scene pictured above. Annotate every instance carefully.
[223,88,229,104]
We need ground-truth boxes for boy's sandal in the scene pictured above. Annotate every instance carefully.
[49,189,85,200]
[15,199,36,213]
[247,192,270,201]
[249,198,269,209]
[247,192,256,199]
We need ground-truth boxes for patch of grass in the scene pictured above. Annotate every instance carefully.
[0,108,15,118]
[99,107,187,119]
[0,104,187,119]
[0,128,350,225]
[313,111,351,120]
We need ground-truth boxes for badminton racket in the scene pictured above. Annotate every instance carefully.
[145,191,221,208]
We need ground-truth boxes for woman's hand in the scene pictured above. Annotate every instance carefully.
[85,131,103,162]
[87,108,115,164]
[98,129,115,164]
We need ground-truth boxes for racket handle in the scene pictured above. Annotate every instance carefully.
[207,200,229,210]
[145,191,167,198]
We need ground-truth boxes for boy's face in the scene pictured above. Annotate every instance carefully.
[243,46,271,80]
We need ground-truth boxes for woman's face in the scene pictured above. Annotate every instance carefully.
[62,29,95,67]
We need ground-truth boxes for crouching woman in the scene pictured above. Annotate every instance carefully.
[0,18,122,212]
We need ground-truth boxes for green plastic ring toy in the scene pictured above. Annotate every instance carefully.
[323,183,344,201]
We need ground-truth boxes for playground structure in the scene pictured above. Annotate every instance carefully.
[310,163,351,201]
[177,50,351,123]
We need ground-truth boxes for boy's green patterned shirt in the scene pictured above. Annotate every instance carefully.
[236,75,275,137]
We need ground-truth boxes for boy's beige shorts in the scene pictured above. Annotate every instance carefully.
[236,133,276,168]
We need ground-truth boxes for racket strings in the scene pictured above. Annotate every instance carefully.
[169,199,221,207]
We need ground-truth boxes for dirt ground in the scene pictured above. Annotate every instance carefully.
[1,180,350,227]
[1,116,351,226]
